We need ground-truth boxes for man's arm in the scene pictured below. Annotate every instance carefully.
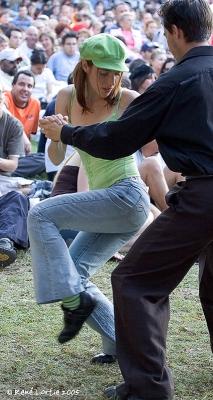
[60,86,173,160]
[0,114,24,173]
[0,156,18,173]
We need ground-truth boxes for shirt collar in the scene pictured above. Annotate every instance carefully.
[177,45,213,66]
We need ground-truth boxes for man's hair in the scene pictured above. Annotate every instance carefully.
[61,32,77,45]
[12,70,35,86]
[159,0,213,42]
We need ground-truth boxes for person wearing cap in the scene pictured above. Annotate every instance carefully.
[140,41,159,63]
[129,63,156,94]
[37,1,213,399]
[0,48,22,91]
[29,33,150,363]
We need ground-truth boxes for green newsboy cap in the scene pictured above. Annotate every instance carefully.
[79,33,129,72]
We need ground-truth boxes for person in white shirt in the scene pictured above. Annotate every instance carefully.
[25,49,56,106]
[0,48,22,91]
[18,26,41,63]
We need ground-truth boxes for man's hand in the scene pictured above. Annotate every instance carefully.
[39,114,69,142]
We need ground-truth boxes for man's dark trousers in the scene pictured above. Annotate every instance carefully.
[112,177,213,400]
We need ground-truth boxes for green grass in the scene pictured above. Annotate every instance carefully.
[0,253,212,400]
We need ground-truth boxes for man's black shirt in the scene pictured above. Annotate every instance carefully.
[61,46,213,176]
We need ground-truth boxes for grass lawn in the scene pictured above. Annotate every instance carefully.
[0,252,212,400]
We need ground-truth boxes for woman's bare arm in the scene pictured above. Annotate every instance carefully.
[48,86,73,165]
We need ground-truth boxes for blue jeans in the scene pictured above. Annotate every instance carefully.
[27,177,150,355]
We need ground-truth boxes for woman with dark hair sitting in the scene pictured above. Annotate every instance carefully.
[28,49,56,107]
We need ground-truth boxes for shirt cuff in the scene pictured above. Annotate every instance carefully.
[61,124,74,146]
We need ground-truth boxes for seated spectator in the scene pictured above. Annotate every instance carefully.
[8,28,23,50]
[143,19,158,43]
[18,26,40,62]
[49,3,61,20]
[23,49,56,107]
[0,8,14,35]
[4,70,40,141]
[110,12,142,54]
[128,57,145,73]
[101,15,114,32]
[0,88,28,269]
[0,33,8,51]
[47,32,79,82]
[77,28,91,46]
[150,47,167,77]
[27,3,38,20]
[39,32,56,60]
[139,10,153,30]
[32,18,47,36]
[11,5,32,30]
[106,1,131,32]
[140,41,159,63]
[129,64,156,94]
[91,18,103,35]
[59,4,74,24]
[160,56,176,74]
[4,70,45,178]
[0,47,22,91]
[94,1,105,21]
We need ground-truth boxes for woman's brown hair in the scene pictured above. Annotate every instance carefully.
[72,60,122,113]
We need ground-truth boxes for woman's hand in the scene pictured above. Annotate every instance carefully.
[39,114,68,142]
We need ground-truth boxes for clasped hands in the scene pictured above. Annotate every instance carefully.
[39,114,69,142]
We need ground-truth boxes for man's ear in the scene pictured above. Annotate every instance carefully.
[171,24,184,40]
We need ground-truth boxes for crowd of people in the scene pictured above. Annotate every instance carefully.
[1,0,213,399]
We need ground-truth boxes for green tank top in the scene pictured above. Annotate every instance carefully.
[69,88,139,190]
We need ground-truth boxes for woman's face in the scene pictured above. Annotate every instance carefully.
[138,74,156,94]
[40,35,53,51]
[85,63,121,99]
[151,53,167,76]
[163,60,175,73]
[95,3,104,17]
[119,14,134,30]
[31,63,45,75]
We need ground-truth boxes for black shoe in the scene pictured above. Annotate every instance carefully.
[104,384,129,400]
[58,292,96,344]
[0,238,17,269]
[91,353,117,364]
[104,386,120,400]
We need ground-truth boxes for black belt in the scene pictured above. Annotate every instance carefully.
[186,175,213,180]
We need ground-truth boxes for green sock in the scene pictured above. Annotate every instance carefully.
[62,294,80,311]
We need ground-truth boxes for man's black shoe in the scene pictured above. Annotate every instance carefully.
[58,292,96,343]
[0,238,17,269]
[104,385,172,400]
[91,353,117,364]
[104,384,129,400]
